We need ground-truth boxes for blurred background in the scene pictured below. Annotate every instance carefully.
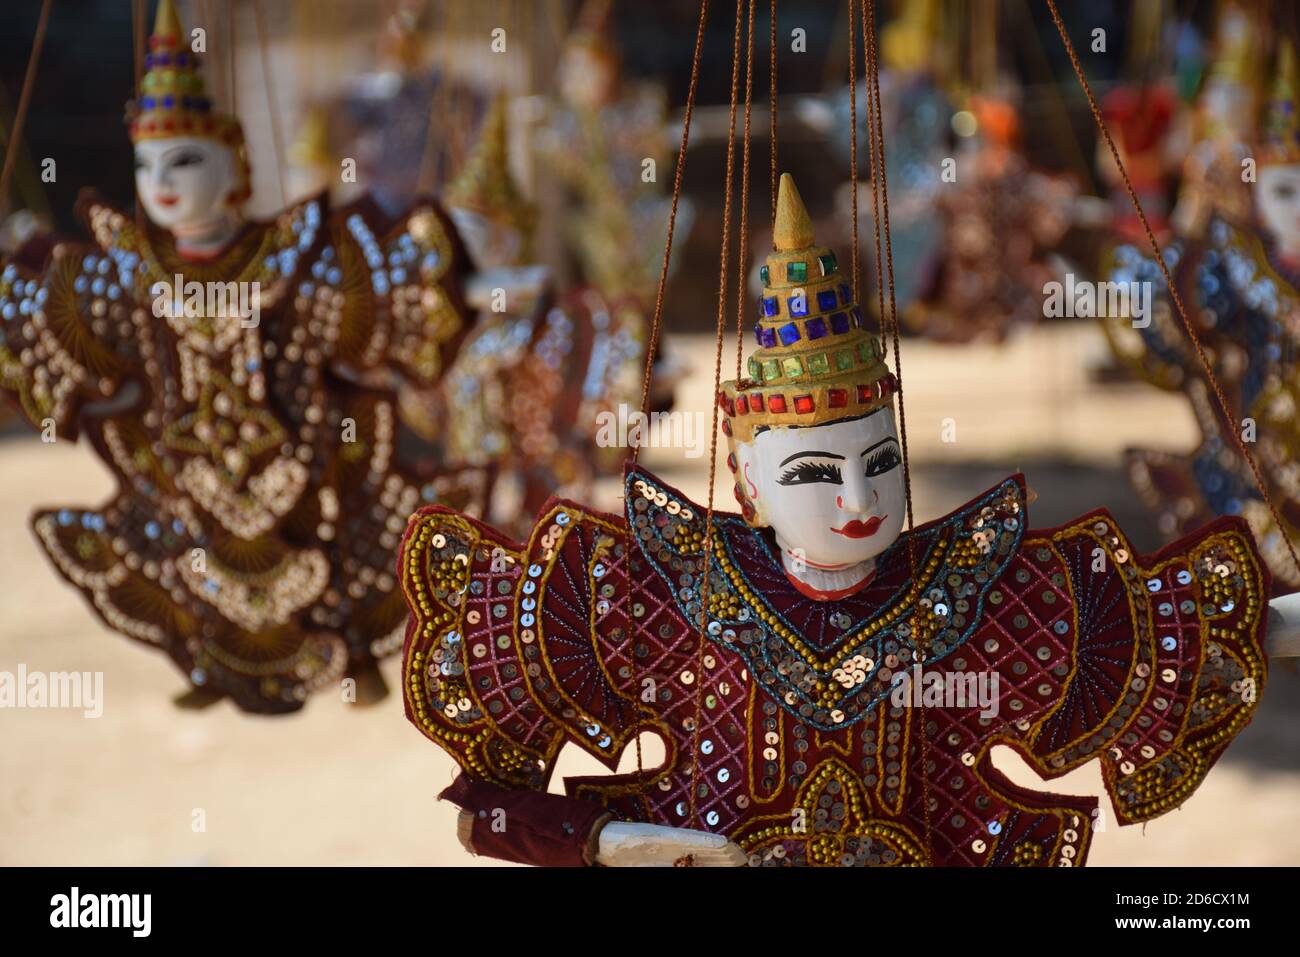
[1,0,1297,865]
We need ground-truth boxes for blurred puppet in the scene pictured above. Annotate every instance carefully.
[0,0,491,712]
[1103,9,1300,594]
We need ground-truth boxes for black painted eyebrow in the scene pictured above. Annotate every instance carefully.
[162,145,206,162]
[860,437,901,456]
[778,450,846,468]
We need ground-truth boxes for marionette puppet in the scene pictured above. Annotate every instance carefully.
[436,97,632,531]
[0,0,491,713]
[400,173,1300,867]
[1104,37,1300,594]
[537,0,692,426]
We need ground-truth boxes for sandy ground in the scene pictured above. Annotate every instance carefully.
[0,322,1296,866]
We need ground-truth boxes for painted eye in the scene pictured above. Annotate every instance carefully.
[863,442,901,477]
[777,461,843,486]
[172,151,205,168]
[1275,182,1296,200]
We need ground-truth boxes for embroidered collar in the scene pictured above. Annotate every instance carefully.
[625,467,1027,731]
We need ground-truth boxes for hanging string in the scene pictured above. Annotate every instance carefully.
[252,0,289,209]
[847,0,860,298]
[1044,0,1300,581]
[769,0,778,227]
[736,0,755,382]
[864,0,898,365]
[861,0,932,860]
[133,0,147,96]
[687,0,745,831]
[633,4,709,428]
[228,0,237,117]
[625,0,711,810]
[861,1,886,358]
[0,0,54,216]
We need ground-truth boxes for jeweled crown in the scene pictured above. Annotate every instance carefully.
[128,0,243,149]
[1261,40,1300,166]
[718,173,896,447]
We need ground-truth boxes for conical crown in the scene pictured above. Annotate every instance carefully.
[446,96,536,254]
[1261,40,1300,165]
[719,173,895,445]
[129,0,242,147]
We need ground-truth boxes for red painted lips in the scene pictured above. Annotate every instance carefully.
[830,516,885,539]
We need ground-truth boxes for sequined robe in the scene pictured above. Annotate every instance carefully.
[438,284,646,535]
[905,145,1074,344]
[400,467,1267,866]
[0,191,489,712]
[1104,215,1300,592]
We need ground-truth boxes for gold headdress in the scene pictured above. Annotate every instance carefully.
[130,0,240,145]
[1260,40,1300,166]
[129,1,249,204]
[719,173,896,452]
[446,96,536,258]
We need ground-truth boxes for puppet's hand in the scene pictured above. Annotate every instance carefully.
[594,821,748,867]
[1266,593,1300,659]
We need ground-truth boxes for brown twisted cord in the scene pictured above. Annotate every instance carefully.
[865,0,898,366]
[862,0,885,356]
[864,0,910,539]
[847,0,859,297]
[134,0,146,96]
[1045,0,1300,580]
[625,0,710,809]
[252,0,289,209]
[228,0,237,116]
[633,1,709,426]
[688,0,745,831]
[0,0,54,215]
[736,0,755,382]
[862,0,932,861]
[770,0,778,227]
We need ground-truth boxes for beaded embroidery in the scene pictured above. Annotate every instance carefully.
[626,470,1025,731]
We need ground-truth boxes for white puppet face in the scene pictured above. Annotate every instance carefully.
[1257,164,1300,252]
[558,46,618,111]
[734,407,906,570]
[134,137,239,231]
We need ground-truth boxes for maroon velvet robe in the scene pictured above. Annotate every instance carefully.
[400,467,1268,866]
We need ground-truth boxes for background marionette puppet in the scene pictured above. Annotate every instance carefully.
[901,95,1076,343]
[398,174,1300,867]
[289,0,488,219]
[434,96,635,532]
[533,0,692,425]
[0,0,493,713]
[348,0,679,533]
[1103,33,1300,596]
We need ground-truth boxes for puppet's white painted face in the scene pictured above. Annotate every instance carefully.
[559,47,617,110]
[735,407,906,569]
[1257,164,1300,252]
[134,137,239,230]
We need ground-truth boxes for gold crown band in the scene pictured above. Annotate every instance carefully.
[719,173,897,446]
